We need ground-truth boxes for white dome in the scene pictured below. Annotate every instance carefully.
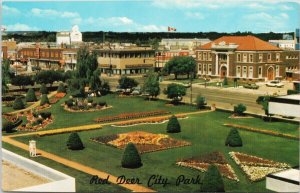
[72,25,79,32]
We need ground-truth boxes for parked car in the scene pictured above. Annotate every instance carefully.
[131,87,141,95]
[115,86,125,93]
[266,80,284,88]
[243,83,259,89]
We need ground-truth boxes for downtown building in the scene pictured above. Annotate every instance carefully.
[196,35,299,81]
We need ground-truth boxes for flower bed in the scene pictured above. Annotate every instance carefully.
[17,111,53,131]
[35,104,51,111]
[90,131,191,154]
[176,151,239,181]
[94,110,170,123]
[50,93,66,104]
[223,123,299,140]
[111,115,187,127]
[228,114,253,119]
[229,152,290,182]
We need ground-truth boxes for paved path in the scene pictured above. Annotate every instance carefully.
[2,137,155,192]
[7,91,57,115]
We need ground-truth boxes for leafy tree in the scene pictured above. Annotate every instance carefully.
[67,133,84,150]
[200,164,225,192]
[100,81,110,95]
[195,96,206,109]
[118,76,138,89]
[63,70,74,81]
[40,94,50,106]
[11,75,34,89]
[26,88,37,102]
[13,97,25,110]
[66,78,87,97]
[76,47,98,79]
[164,83,186,103]
[89,69,102,91]
[57,83,66,93]
[143,72,160,99]
[35,70,63,86]
[166,115,181,133]
[2,59,12,95]
[40,84,48,94]
[163,56,196,79]
[121,142,142,168]
[233,104,246,116]
[225,128,243,147]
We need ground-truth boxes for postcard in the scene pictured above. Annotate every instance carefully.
[1,0,299,192]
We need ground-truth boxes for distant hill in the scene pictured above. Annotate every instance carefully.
[3,31,294,44]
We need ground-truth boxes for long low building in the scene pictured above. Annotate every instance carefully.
[95,47,155,75]
[268,94,300,118]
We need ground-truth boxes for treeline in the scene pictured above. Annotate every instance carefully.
[3,31,294,44]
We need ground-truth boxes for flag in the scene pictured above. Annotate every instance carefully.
[168,26,176,32]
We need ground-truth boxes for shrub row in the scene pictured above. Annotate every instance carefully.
[94,110,170,123]
[223,123,299,140]
[287,89,299,95]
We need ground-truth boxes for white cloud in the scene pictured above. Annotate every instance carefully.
[137,24,167,32]
[281,5,293,10]
[83,16,134,26]
[31,8,79,18]
[71,17,82,25]
[246,3,269,10]
[185,12,205,20]
[6,23,39,31]
[152,0,219,9]
[280,13,289,18]
[2,5,20,15]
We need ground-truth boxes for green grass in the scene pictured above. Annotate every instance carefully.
[38,94,197,130]
[2,143,129,192]
[13,111,299,192]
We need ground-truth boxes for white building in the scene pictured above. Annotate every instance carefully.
[160,38,211,51]
[56,25,82,45]
[266,168,300,192]
[268,94,300,118]
[268,40,295,50]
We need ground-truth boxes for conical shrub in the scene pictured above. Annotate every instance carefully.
[57,83,66,93]
[121,142,142,168]
[40,84,48,94]
[225,128,243,147]
[200,164,225,192]
[40,94,50,106]
[26,88,37,102]
[13,97,25,110]
[67,132,84,150]
[166,115,181,133]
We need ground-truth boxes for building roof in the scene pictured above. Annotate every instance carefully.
[200,35,281,51]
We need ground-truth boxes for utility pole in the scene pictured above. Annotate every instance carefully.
[190,71,193,106]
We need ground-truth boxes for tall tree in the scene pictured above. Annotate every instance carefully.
[35,70,63,86]
[164,83,186,103]
[11,75,34,89]
[163,56,196,79]
[2,59,11,95]
[143,72,160,99]
[76,47,98,79]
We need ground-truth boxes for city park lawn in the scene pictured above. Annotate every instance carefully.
[11,111,299,192]
[37,94,197,130]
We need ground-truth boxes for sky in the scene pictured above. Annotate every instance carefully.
[2,0,300,33]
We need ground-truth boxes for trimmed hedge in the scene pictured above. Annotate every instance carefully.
[287,89,299,95]
[40,94,50,106]
[26,88,37,102]
[200,164,225,192]
[13,97,25,110]
[121,142,142,168]
[234,104,246,116]
[225,128,243,147]
[166,115,181,133]
[67,132,84,150]
[195,96,206,109]
[40,84,48,94]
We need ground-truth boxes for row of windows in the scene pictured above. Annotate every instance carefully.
[99,53,154,58]
[236,65,280,78]
[20,50,61,58]
[286,55,299,59]
[237,53,281,63]
[198,64,212,75]
[198,52,212,61]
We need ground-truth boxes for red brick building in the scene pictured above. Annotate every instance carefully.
[155,50,190,70]
[196,35,299,81]
[1,46,8,60]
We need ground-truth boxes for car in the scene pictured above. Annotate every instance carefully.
[266,80,284,88]
[131,87,141,95]
[115,86,125,93]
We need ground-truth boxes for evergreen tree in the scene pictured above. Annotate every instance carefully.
[57,83,66,93]
[200,165,225,192]
[40,84,48,94]
[67,133,84,150]
[195,96,207,109]
[40,94,50,106]
[26,88,38,102]
[166,115,181,133]
[225,128,243,147]
[121,142,142,168]
[13,97,25,110]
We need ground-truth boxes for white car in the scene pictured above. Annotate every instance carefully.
[266,80,284,88]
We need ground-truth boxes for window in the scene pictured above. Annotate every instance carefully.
[203,64,207,74]
[208,53,212,61]
[276,53,280,61]
[203,53,207,61]
[268,53,271,61]
[237,53,241,62]
[259,54,263,62]
[276,65,280,77]
[198,64,202,74]
[236,66,241,77]
[248,66,253,78]
[242,66,247,78]
[249,54,253,62]
[258,66,263,78]
[243,54,247,62]
[208,64,212,75]
[198,52,202,60]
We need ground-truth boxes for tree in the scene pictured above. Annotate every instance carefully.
[13,97,25,110]
[118,76,138,89]
[57,83,66,93]
[233,104,246,116]
[143,72,160,99]
[195,96,207,109]
[89,69,102,91]
[163,56,196,79]
[2,59,12,95]
[225,128,243,147]
[40,84,48,94]
[11,75,34,89]
[200,165,225,192]
[67,132,84,150]
[76,47,98,79]
[100,81,110,95]
[26,88,37,102]
[40,94,50,106]
[164,83,186,103]
[166,115,181,133]
[35,70,63,86]
[121,142,142,168]
[223,77,228,86]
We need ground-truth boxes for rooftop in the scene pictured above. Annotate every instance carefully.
[200,35,281,51]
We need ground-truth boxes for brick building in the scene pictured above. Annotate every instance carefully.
[1,46,8,60]
[196,35,299,81]
[155,50,190,70]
